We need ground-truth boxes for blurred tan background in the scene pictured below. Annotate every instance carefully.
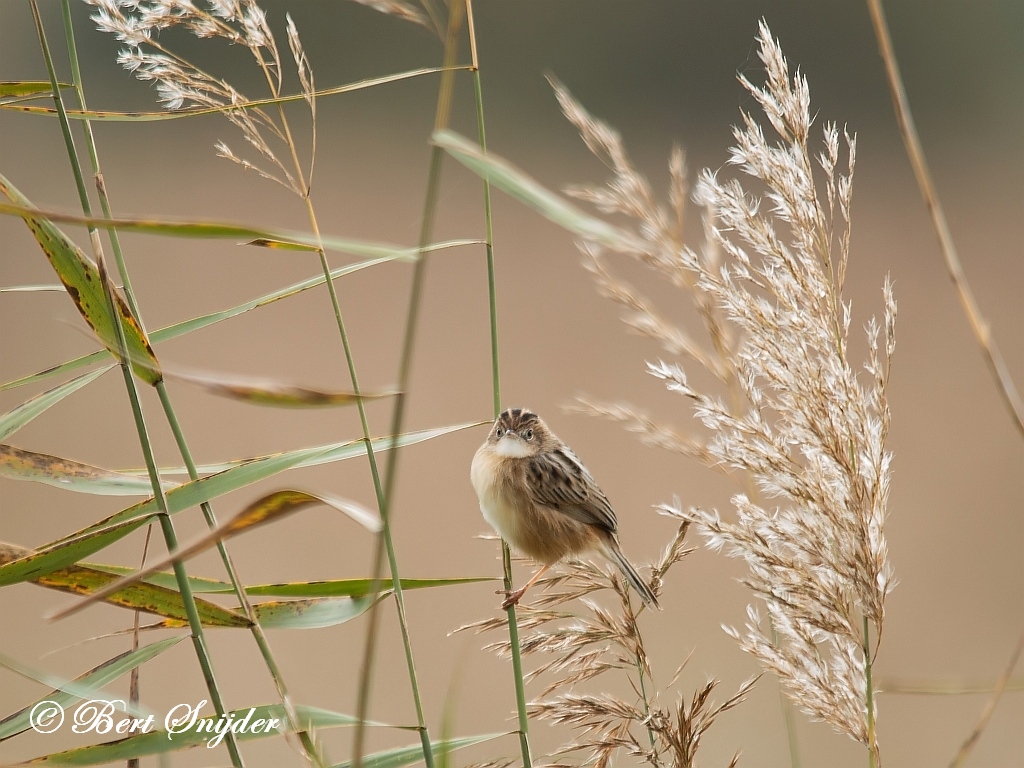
[1,1,1022,766]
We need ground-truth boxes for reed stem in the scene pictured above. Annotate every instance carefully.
[464,2,533,764]
[863,616,877,768]
[55,6,322,764]
[351,6,464,768]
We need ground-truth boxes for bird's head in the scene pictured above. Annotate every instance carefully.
[486,408,553,458]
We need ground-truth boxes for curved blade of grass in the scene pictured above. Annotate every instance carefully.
[221,422,485,473]
[0,540,246,627]
[37,570,248,627]
[227,576,493,597]
[0,198,480,261]
[0,444,340,587]
[161,367,396,409]
[3,423,478,496]
[77,442,342,528]
[245,238,321,251]
[73,564,233,594]
[0,652,152,731]
[1,256,398,392]
[85,566,493,596]
[0,517,155,588]
[0,637,182,741]
[0,81,72,97]
[249,594,384,629]
[0,444,178,495]
[332,734,508,768]
[12,704,386,765]
[432,129,639,252]
[84,336,397,410]
[0,174,161,385]
[2,66,466,121]
[0,367,112,442]
[0,284,65,293]
[51,490,380,620]
[153,595,383,630]
[150,422,485,477]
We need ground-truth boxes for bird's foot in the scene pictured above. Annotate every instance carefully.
[497,588,526,610]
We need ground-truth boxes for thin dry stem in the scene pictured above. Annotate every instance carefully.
[948,630,1024,768]
[866,0,1024,440]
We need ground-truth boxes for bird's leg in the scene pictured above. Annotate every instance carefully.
[500,564,550,610]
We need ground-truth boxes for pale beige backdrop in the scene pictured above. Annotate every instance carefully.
[1,2,1022,767]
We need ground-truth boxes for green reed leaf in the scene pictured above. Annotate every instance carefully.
[50,490,380,621]
[0,284,65,293]
[0,638,183,741]
[1,67,464,121]
[147,422,484,477]
[0,367,112,442]
[433,129,639,251]
[13,703,383,765]
[0,444,177,496]
[1,256,397,392]
[160,367,396,409]
[0,517,153,588]
[0,81,72,97]
[0,198,480,261]
[225,576,493,597]
[0,444,339,588]
[251,594,384,629]
[35,563,248,628]
[0,174,161,385]
[87,567,493,597]
[331,734,508,768]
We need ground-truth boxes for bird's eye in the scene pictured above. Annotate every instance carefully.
[523,429,534,441]
[495,427,504,437]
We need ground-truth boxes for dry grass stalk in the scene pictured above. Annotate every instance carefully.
[461,522,754,768]
[555,21,895,763]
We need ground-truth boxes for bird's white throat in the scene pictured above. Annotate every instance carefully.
[494,436,533,458]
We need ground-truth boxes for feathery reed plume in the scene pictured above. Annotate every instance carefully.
[461,526,754,768]
[554,21,896,764]
[87,0,316,195]
[347,0,432,30]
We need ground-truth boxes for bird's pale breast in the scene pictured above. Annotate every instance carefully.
[471,445,521,544]
[471,444,600,564]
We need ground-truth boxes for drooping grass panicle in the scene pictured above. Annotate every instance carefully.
[87,0,314,194]
[552,20,896,760]
[346,0,432,31]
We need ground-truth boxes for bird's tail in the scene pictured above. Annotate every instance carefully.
[602,538,661,610]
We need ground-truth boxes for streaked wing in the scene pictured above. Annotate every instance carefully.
[526,446,618,533]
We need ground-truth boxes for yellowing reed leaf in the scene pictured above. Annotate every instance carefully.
[0,174,162,385]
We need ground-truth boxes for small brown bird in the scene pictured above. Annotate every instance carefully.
[471,408,660,610]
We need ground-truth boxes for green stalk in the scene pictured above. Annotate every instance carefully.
[59,15,155,768]
[248,18,438,763]
[351,6,464,768]
[31,5,245,764]
[464,3,532,764]
[781,681,802,768]
[57,6,323,764]
[634,655,658,760]
[769,624,802,768]
[156,383,325,766]
[299,158,436,768]
[59,0,139,315]
[863,615,877,768]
